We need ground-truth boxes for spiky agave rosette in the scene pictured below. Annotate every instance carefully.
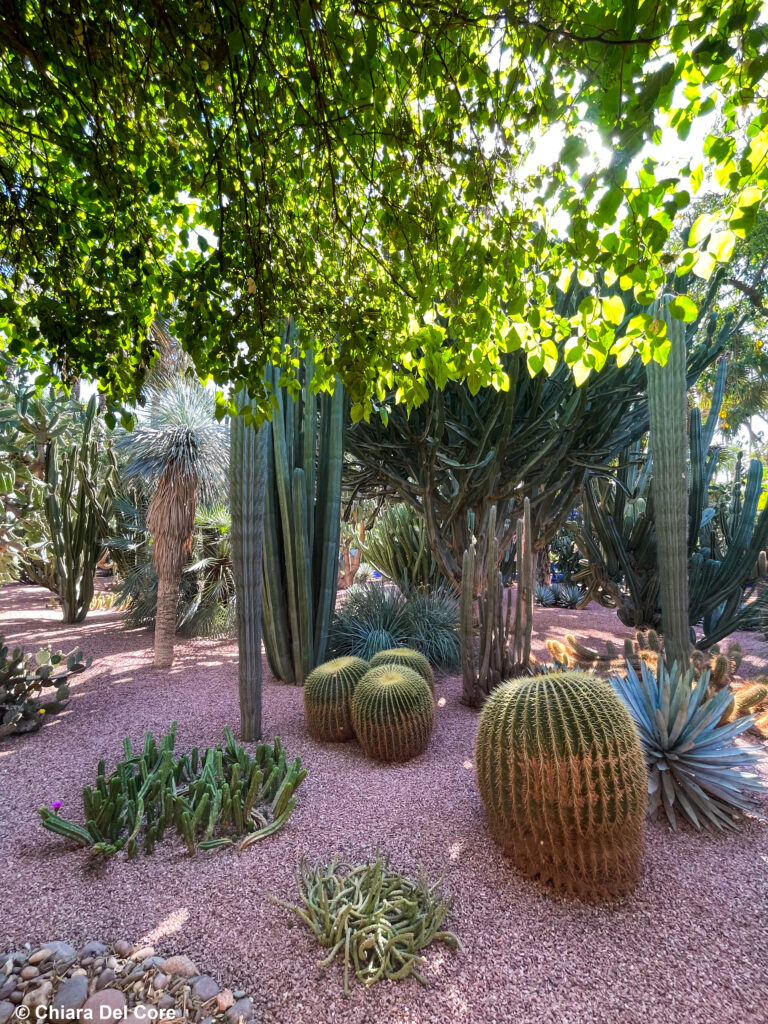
[611,660,765,831]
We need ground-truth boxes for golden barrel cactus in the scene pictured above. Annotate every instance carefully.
[303,657,369,742]
[369,647,434,692]
[475,671,647,901]
[351,665,435,762]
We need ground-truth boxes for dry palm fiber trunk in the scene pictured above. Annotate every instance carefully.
[147,471,197,668]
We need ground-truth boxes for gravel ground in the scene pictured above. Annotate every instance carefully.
[2,583,767,1024]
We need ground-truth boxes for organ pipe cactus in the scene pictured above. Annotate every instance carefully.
[369,647,434,692]
[351,665,435,762]
[303,656,369,742]
[645,296,690,670]
[45,395,118,623]
[230,387,267,740]
[460,499,533,708]
[261,321,344,684]
[475,671,648,901]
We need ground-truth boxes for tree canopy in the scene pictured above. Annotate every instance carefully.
[1,1,766,418]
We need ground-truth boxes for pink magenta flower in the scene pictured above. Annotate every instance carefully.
[50,801,62,812]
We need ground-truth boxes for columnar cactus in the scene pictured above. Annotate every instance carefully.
[475,671,648,901]
[304,656,369,742]
[646,296,690,670]
[261,321,344,684]
[230,387,267,740]
[351,665,435,762]
[369,648,434,693]
[461,498,533,707]
[45,395,117,623]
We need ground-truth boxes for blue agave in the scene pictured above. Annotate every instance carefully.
[611,659,765,831]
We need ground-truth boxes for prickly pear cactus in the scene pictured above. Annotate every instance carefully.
[303,657,369,742]
[475,671,647,901]
[369,648,434,693]
[351,665,435,763]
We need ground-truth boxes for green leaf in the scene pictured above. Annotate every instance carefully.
[668,296,698,323]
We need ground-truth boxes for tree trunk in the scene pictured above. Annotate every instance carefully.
[154,574,180,668]
[231,391,267,741]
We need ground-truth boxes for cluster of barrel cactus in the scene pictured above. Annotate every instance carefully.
[39,723,306,857]
[0,637,90,740]
[475,671,648,901]
[303,649,436,762]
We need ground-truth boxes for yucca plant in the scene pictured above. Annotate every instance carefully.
[119,379,229,667]
[328,584,459,666]
[611,659,765,831]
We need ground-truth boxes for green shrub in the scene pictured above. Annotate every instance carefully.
[361,504,444,591]
[476,671,647,901]
[351,665,435,762]
[328,583,459,666]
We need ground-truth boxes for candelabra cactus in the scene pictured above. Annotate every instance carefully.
[351,665,435,762]
[261,322,344,684]
[303,656,369,742]
[369,648,434,692]
[45,395,118,623]
[460,499,533,707]
[475,671,648,901]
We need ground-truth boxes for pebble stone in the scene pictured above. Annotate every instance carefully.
[52,974,89,1014]
[20,965,39,980]
[192,976,219,1002]
[82,988,127,1021]
[163,956,199,978]
[0,1002,14,1024]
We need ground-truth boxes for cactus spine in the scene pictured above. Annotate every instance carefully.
[646,297,689,670]
[369,648,434,693]
[230,387,267,740]
[304,656,369,742]
[475,671,648,901]
[351,665,435,762]
[461,499,533,708]
[45,395,117,623]
[261,321,344,684]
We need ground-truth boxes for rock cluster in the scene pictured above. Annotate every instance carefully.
[0,942,256,1024]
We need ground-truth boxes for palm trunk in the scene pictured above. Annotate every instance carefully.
[154,574,180,668]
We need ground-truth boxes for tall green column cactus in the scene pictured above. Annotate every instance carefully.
[460,498,533,707]
[262,321,344,684]
[646,296,690,670]
[230,388,267,741]
[45,395,117,623]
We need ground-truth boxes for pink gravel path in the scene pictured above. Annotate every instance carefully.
[1,583,767,1024]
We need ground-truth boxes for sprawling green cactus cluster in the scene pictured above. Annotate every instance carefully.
[0,638,90,740]
[303,656,370,742]
[351,665,435,763]
[39,723,306,856]
[475,671,647,901]
[369,647,434,692]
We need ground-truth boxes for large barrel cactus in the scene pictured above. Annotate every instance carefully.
[351,665,435,762]
[475,671,647,901]
[369,648,434,693]
[303,656,369,742]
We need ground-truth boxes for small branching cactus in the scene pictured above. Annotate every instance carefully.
[475,671,648,901]
[722,680,768,724]
[369,647,434,693]
[351,665,435,762]
[303,657,369,742]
